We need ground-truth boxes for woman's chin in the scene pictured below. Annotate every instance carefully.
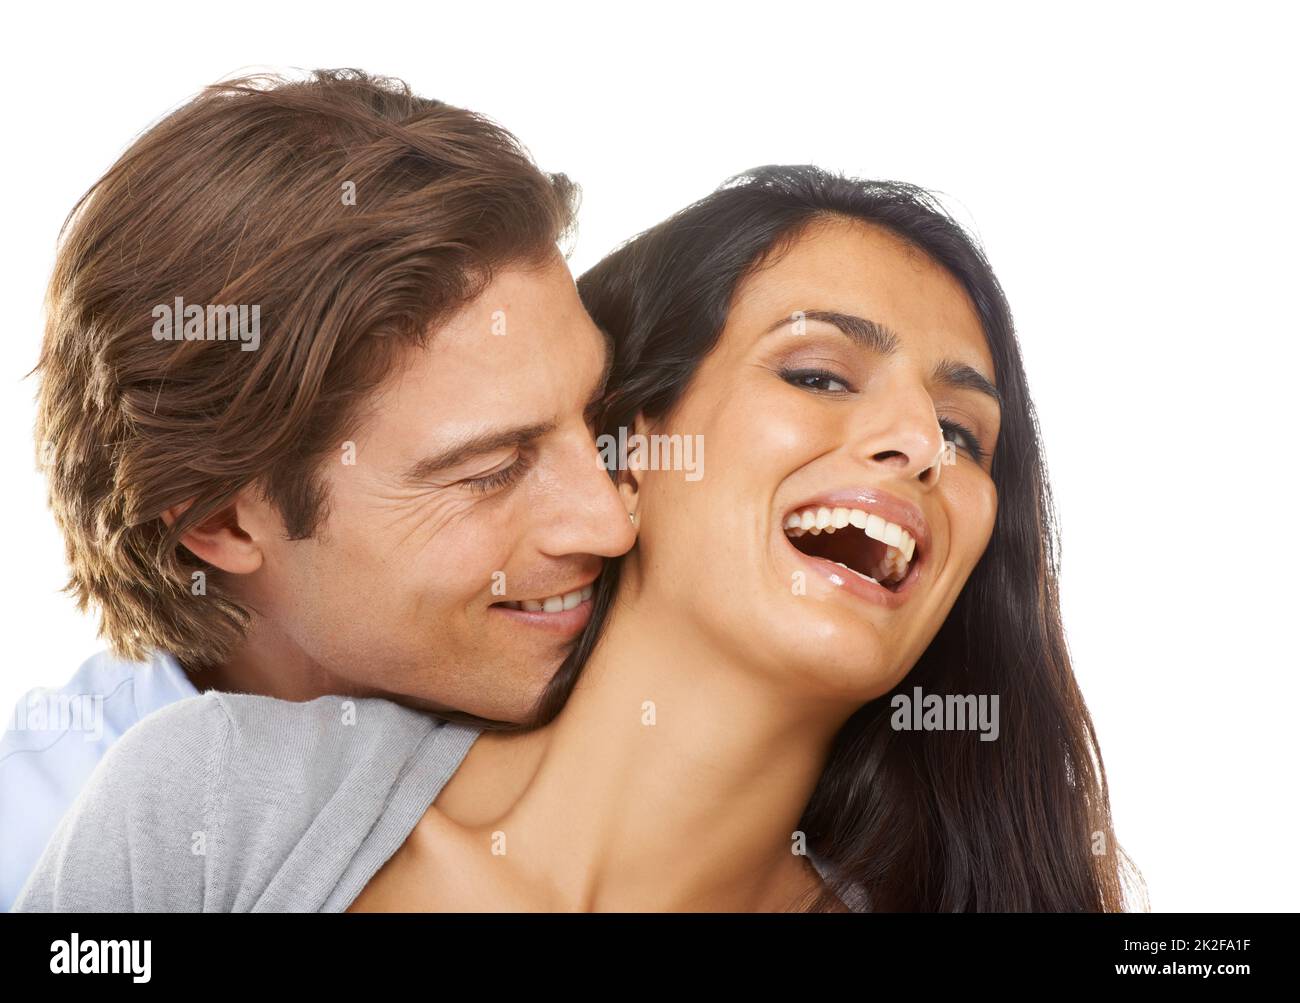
[747,615,905,698]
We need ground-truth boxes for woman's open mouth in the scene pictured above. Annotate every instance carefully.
[781,498,926,604]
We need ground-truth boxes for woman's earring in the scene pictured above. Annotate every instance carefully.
[629,511,638,525]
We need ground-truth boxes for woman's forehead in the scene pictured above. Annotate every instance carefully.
[727,220,994,372]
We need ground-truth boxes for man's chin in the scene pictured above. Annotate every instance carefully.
[377,685,540,728]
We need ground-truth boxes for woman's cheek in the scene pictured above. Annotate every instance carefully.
[947,469,998,571]
[735,387,828,459]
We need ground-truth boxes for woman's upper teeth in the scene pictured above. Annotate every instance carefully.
[783,506,917,563]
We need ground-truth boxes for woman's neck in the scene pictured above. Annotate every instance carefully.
[448,577,852,910]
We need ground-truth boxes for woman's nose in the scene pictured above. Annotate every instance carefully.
[851,383,947,486]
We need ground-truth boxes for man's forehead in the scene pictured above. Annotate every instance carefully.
[354,299,610,456]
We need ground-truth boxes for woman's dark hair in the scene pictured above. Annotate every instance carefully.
[536,164,1143,912]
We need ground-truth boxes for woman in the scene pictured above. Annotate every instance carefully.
[16,166,1139,912]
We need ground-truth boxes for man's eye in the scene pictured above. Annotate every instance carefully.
[463,455,532,494]
[780,367,854,393]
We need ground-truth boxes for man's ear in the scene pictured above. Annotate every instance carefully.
[161,491,265,575]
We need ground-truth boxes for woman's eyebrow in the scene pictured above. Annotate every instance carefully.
[764,309,1001,407]
[763,309,900,353]
[931,358,1002,409]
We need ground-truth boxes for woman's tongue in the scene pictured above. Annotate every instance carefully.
[792,526,892,586]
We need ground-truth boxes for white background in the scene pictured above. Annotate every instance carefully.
[1,1,1296,911]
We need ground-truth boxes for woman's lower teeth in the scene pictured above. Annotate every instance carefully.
[874,546,909,584]
[830,560,879,585]
[828,545,908,587]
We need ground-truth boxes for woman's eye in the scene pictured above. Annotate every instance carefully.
[940,419,986,464]
[780,367,853,393]
[778,366,989,465]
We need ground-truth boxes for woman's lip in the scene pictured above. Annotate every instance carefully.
[488,596,594,637]
[779,486,930,610]
[782,487,931,559]
[783,533,924,609]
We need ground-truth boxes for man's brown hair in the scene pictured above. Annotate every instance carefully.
[35,68,577,669]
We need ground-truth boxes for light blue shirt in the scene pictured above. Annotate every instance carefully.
[0,649,199,911]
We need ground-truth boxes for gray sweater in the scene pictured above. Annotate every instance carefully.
[13,691,867,912]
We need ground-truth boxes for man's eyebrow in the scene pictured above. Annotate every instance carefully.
[584,330,614,422]
[402,421,556,483]
[765,309,1001,408]
[403,332,614,485]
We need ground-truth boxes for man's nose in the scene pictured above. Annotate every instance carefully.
[536,436,637,559]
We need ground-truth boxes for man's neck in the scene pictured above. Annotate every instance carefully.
[187,624,358,702]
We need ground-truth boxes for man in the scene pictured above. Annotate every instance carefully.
[0,69,634,909]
